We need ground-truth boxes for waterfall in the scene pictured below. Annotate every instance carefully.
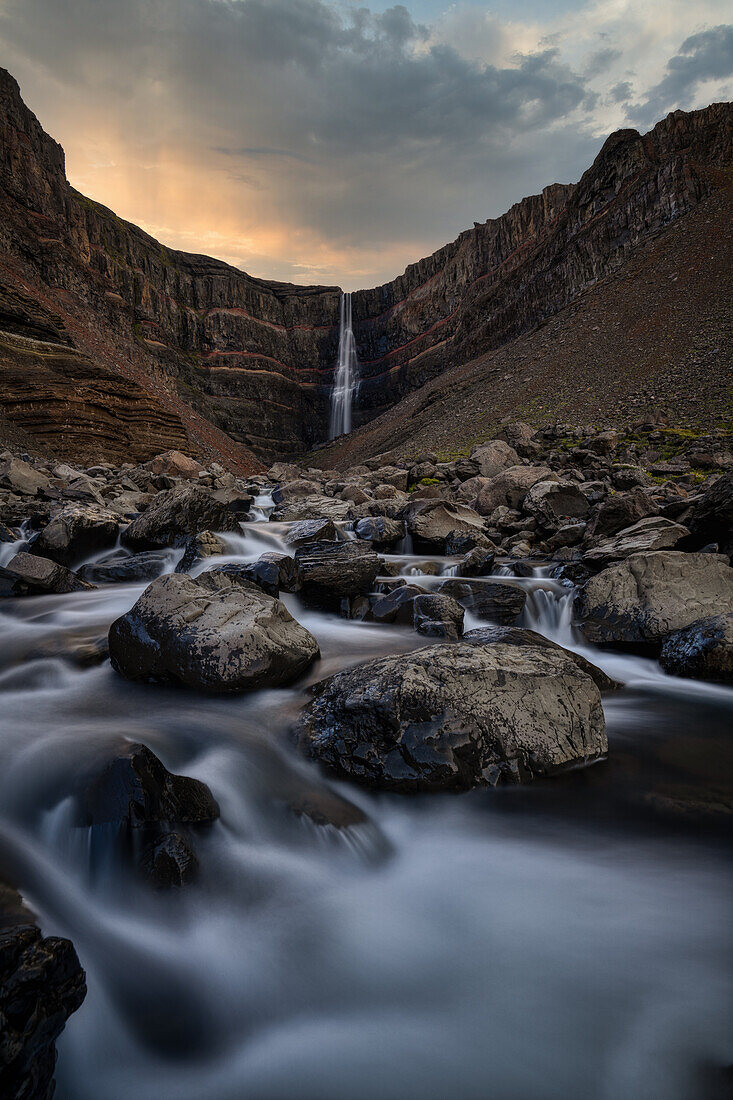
[329,292,359,439]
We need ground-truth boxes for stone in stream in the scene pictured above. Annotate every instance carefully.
[404,499,487,554]
[121,484,245,551]
[659,614,733,683]
[583,516,689,566]
[174,530,225,573]
[354,515,404,549]
[4,552,93,595]
[438,578,526,624]
[294,539,380,605]
[369,584,427,624]
[412,593,464,639]
[76,741,220,887]
[575,551,733,652]
[295,643,607,792]
[284,517,338,548]
[455,547,496,576]
[0,882,87,1100]
[109,571,319,692]
[29,503,120,566]
[462,626,619,692]
[79,549,171,585]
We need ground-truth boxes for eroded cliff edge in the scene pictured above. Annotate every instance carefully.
[0,66,731,463]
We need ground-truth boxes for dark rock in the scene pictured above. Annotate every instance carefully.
[369,584,427,624]
[294,540,380,603]
[30,503,119,566]
[295,643,606,791]
[404,499,487,554]
[523,480,590,530]
[455,547,496,576]
[412,593,464,639]
[214,559,281,597]
[110,571,319,692]
[444,531,492,554]
[438,578,526,624]
[686,471,733,554]
[79,549,170,585]
[583,516,689,565]
[354,516,404,548]
[0,456,50,497]
[121,485,244,551]
[585,488,657,539]
[474,465,553,516]
[140,831,199,888]
[259,551,301,592]
[284,518,338,548]
[660,614,733,683]
[462,625,619,691]
[5,552,92,594]
[174,530,225,573]
[576,551,733,651]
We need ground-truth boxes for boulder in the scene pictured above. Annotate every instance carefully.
[369,584,426,624]
[470,440,520,478]
[145,451,204,479]
[79,550,170,585]
[175,530,225,573]
[523,480,590,530]
[576,551,733,651]
[0,456,50,497]
[439,578,526,624]
[583,516,689,566]
[585,430,619,455]
[5,552,92,595]
[0,914,86,1099]
[659,614,733,683]
[455,547,496,576]
[213,559,281,597]
[284,518,338,548]
[686,471,733,554]
[29,503,120,566]
[474,465,553,516]
[121,485,244,551]
[109,571,319,692]
[585,488,657,538]
[272,479,323,504]
[295,643,606,791]
[462,626,619,692]
[404,499,486,553]
[294,540,380,602]
[258,552,301,592]
[354,516,404,548]
[412,593,464,639]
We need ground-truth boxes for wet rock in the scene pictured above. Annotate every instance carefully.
[295,540,380,603]
[474,465,553,516]
[686,471,733,554]
[0,911,86,1100]
[295,643,606,791]
[439,578,526,624]
[29,503,120,566]
[284,518,338,548]
[583,516,689,566]
[140,832,198,888]
[470,439,520,478]
[455,547,496,576]
[121,485,243,551]
[259,552,301,592]
[5,552,92,594]
[412,593,464,639]
[462,625,619,692]
[144,450,204,479]
[404,499,487,553]
[523,480,590,530]
[109,571,319,691]
[354,516,404,548]
[174,530,225,573]
[0,520,19,543]
[79,550,170,585]
[660,614,733,683]
[369,584,427,624]
[444,531,493,554]
[0,455,50,497]
[214,559,281,597]
[576,551,733,651]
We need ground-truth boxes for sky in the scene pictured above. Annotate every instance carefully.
[1,0,732,289]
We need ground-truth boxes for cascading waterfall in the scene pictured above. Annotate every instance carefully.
[329,291,359,439]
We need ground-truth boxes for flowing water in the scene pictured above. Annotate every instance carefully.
[0,515,731,1099]
[329,292,359,439]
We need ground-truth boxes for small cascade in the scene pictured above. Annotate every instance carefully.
[329,292,359,439]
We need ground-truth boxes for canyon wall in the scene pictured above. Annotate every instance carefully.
[1,66,731,463]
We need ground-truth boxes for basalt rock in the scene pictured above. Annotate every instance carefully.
[404,499,487,554]
[523,480,590,530]
[294,540,380,603]
[109,571,319,692]
[354,515,405,549]
[284,518,338,548]
[5,551,92,594]
[30,503,120,566]
[659,614,733,683]
[295,643,607,791]
[121,485,244,551]
[686,471,733,555]
[411,593,464,640]
[474,466,553,516]
[462,625,619,692]
[78,549,171,585]
[583,516,689,566]
[439,578,526,624]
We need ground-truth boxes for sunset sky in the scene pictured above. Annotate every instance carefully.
[1,0,732,289]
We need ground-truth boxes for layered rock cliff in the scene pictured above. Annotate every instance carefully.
[0,65,731,464]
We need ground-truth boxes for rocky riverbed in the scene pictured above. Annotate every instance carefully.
[1,432,732,1098]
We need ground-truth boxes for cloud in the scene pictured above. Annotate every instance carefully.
[630,24,733,124]
[0,0,730,288]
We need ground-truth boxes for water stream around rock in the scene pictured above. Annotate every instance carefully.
[0,513,731,1099]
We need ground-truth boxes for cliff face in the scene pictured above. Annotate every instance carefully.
[0,66,731,464]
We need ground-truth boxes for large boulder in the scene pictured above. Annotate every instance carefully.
[470,440,519,478]
[354,516,404,548]
[686,471,733,553]
[0,455,50,497]
[576,551,733,651]
[404,500,486,553]
[144,450,204,479]
[585,488,657,539]
[583,516,689,566]
[30,504,120,566]
[439,578,526,624]
[109,571,319,692]
[474,465,553,516]
[295,643,606,791]
[462,625,619,692]
[284,518,338,548]
[5,552,92,595]
[121,485,244,550]
[79,550,170,585]
[411,593,464,639]
[0,904,86,1100]
[294,540,380,602]
[659,614,733,683]
[523,480,590,530]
